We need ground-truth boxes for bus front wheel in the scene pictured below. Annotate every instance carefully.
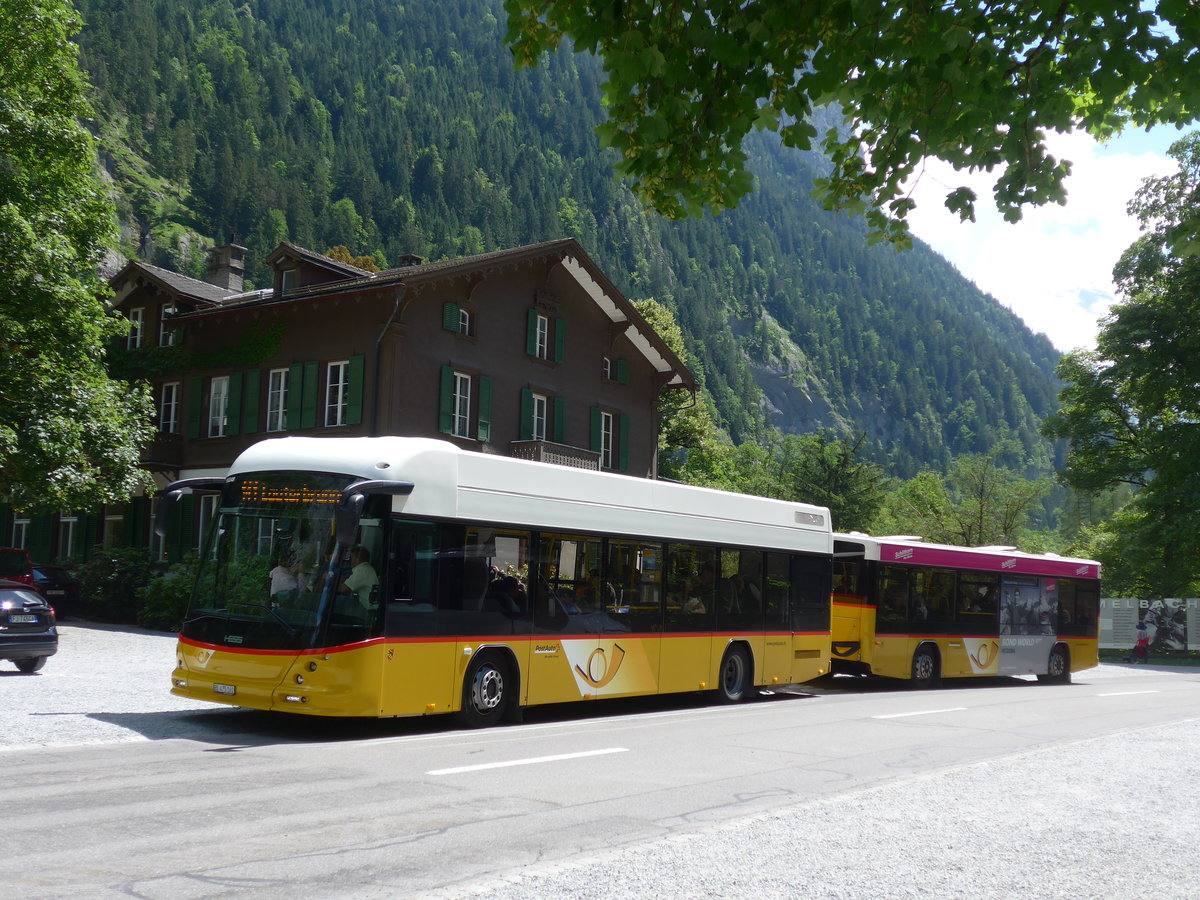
[715,645,751,704]
[457,653,509,728]
[910,644,940,689]
[1038,644,1071,685]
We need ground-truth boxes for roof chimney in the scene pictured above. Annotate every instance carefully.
[206,244,247,292]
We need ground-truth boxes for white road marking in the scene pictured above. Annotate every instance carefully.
[872,707,967,720]
[1097,690,1161,697]
[427,746,629,775]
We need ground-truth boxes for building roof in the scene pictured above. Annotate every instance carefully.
[114,239,698,392]
[110,260,237,307]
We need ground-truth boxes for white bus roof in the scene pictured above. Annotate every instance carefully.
[230,437,832,554]
[834,532,1100,580]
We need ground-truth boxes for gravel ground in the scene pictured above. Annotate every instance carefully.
[6,622,1199,899]
[0,619,217,752]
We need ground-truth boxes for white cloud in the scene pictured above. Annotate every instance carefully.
[903,128,1182,352]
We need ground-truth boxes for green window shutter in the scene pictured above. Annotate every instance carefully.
[122,498,146,548]
[301,361,319,428]
[81,512,100,561]
[477,375,492,442]
[519,388,533,441]
[553,396,565,444]
[186,376,203,439]
[442,302,460,331]
[619,414,631,471]
[347,354,365,426]
[438,366,454,434]
[226,371,243,437]
[526,308,538,356]
[616,359,630,384]
[242,369,261,435]
[589,407,603,453]
[286,363,303,430]
[30,514,54,562]
[169,495,195,563]
[554,318,565,363]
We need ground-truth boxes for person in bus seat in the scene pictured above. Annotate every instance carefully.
[338,545,379,610]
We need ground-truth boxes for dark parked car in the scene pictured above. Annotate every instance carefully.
[0,578,58,673]
[0,547,35,589]
[32,564,82,618]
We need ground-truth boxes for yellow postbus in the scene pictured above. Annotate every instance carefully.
[831,533,1100,687]
[161,436,833,725]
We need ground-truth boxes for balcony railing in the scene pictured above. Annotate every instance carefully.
[508,440,600,470]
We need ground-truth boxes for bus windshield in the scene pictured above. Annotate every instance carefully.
[180,472,384,650]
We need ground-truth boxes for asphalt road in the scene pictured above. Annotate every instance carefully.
[3,623,1199,898]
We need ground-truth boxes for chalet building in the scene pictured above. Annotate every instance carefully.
[3,239,696,565]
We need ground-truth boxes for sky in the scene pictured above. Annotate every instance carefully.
[903,125,1187,353]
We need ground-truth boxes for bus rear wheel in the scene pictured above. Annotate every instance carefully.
[910,644,940,689]
[457,653,509,728]
[715,646,751,704]
[1038,644,1071,684]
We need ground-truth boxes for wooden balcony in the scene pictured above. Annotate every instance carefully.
[508,440,600,471]
[140,432,183,472]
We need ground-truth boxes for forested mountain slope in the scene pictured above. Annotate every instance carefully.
[74,0,1064,477]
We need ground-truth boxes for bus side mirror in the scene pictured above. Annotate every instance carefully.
[155,476,225,538]
[334,493,367,545]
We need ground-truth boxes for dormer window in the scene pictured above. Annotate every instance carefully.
[281,268,298,293]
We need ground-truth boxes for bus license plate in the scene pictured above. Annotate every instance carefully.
[213,683,236,695]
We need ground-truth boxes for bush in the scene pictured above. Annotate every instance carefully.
[78,547,153,623]
[137,558,197,632]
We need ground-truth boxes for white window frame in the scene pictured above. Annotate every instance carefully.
[127,307,145,349]
[159,304,176,346]
[11,518,29,549]
[281,269,298,293]
[58,515,77,559]
[325,360,350,427]
[452,372,472,438]
[266,368,288,432]
[602,356,613,380]
[459,308,472,335]
[160,382,180,434]
[531,392,548,442]
[103,513,123,548]
[600,410,614,469]
[535,314,549,360]
[208,375,229,438]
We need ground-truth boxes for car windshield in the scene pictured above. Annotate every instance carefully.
[180,472,383,651]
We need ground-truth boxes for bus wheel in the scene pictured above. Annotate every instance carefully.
[910,644,940,689]
[716,646,751,704]
[457,653,509,728]
[1038,645,1071,685]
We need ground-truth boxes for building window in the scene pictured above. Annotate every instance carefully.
[160,382,180,434]
[459,308,472,335]
[159,305,176,346]
[208,375,229,438]
[326,360,349,427]
[535,314,549,359]
[58,515,77,559]
[600,410,614,469]
[531,393,548,441]
[103,512,123,548]
[281,269,298,293]
[11,518,28,549]
[452,372,472,438]
[602,356,612,380]
[127,307,144,349]
[266,368,288,432]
